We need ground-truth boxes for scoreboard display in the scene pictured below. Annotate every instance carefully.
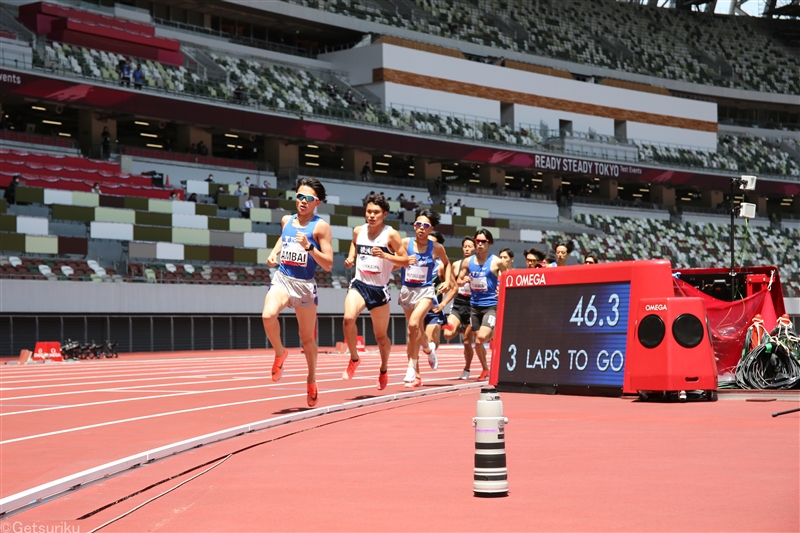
[491,260,675,395]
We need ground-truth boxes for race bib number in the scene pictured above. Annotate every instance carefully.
[281,242,308,266]
[470,275,488,292]
[406,265,427,284]
[458,283,472,297]
[358,254,382,274]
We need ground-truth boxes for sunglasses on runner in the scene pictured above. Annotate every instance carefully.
[475,238,489,244]
[413,221,432,229]
[296,193,319,203]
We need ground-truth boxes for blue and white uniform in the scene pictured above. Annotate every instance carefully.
[398,239,437,312]
[349,224,393,310]
[468,254,499,330]
[424,258,447,327]
[270,214,321,308]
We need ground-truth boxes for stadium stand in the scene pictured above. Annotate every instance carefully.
[286,0,800,94]
[544,213,800,297]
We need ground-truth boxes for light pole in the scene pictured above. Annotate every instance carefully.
[729,175,758,301]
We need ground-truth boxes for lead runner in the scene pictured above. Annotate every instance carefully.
[341,194,408,389]
[262,178,333,407]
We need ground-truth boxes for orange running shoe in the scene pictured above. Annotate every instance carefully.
[271,350,289,382]
[478,369,490,381]
[307,382,318,407]
[342,357,360,380]
[404,377,422,388]
[377,371,388,390]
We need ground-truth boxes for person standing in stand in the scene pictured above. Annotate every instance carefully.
[443,236,485,379]
[457,229,509,381]
[262,178,333,407]
[398,209,451,388]
[341,194,408,390]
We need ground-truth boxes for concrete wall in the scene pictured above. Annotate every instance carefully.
[0,280,403,315]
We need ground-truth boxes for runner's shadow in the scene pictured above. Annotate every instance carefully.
[272,407,315,414]
[348,395,378,400]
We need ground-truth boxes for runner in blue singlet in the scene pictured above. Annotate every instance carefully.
[262,178,333,407]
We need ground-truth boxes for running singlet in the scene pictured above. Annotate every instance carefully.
[401,239,436,287]
[354,224,393,287]
[278,214,320,280]
[456,259,472,303]
[468,254,498,307]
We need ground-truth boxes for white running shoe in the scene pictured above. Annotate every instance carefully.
[458,370,470,380]
[403,366,416,383]
[427,342,438,370]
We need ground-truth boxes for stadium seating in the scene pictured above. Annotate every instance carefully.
[547,213,800,297]
[288,0,800,94]
[637,136,800,176]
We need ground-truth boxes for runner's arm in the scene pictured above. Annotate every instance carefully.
[266,215,290,266]
[311,220,335,272]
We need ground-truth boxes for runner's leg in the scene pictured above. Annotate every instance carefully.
[343,289,367,362]
[295,304,319,384]
[262,286,290,357]
[370,303,392,373]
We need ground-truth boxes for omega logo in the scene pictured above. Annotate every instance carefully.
[645,304,667,311]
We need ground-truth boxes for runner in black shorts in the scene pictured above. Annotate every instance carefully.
[444,236,483,380]
[341,194,408,390]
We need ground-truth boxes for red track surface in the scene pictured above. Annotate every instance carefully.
[1,347,798,532]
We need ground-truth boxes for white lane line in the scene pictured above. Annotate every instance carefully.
[0,355,467,394]
[0,376,479,445]
[0,346,471,379]
[0,362,276,385]
[0,381,482,515]
[0,363,465,417]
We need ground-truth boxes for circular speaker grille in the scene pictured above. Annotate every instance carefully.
[673,314,704,348]
[638,314,665,349]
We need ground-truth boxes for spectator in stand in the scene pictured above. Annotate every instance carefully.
[454,199,462,207]
[234,185,244,196]
[189,143,198,155]
[133,64,144,90]
[4,175,20,205]
[91,182,101,194]
[583,253,598,265]
[101,126,111,159]
[360,162,372,181]
[241,195,254,218]
[397,193,406,202]
[197,141,208,156]
[170,191,179,201]
[424,195,433,204]
[164,137,173,151]
[244,177,251,187]
[234,83,245,103]
[556,186,563,207]
[205,173,214,183]
[409,195,417,207]
[121,59,132,87]
[187,193,198,203]
[362,190,375,206]
[361,96,369,109]
[212,185,224,204]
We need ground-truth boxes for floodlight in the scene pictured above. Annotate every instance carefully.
[738,202,756,219]
[739,175,757,191]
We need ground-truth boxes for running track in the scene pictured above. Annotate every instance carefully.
[1,346,798,532]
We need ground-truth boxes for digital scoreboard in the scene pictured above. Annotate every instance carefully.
[491,260,675,395]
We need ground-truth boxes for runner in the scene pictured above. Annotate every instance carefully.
[398,209,451,388]
[421,231,451,362]
[457,229,509,381]
[341,193,408,390]
[443,236,485,380]
[262,178,333,407]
